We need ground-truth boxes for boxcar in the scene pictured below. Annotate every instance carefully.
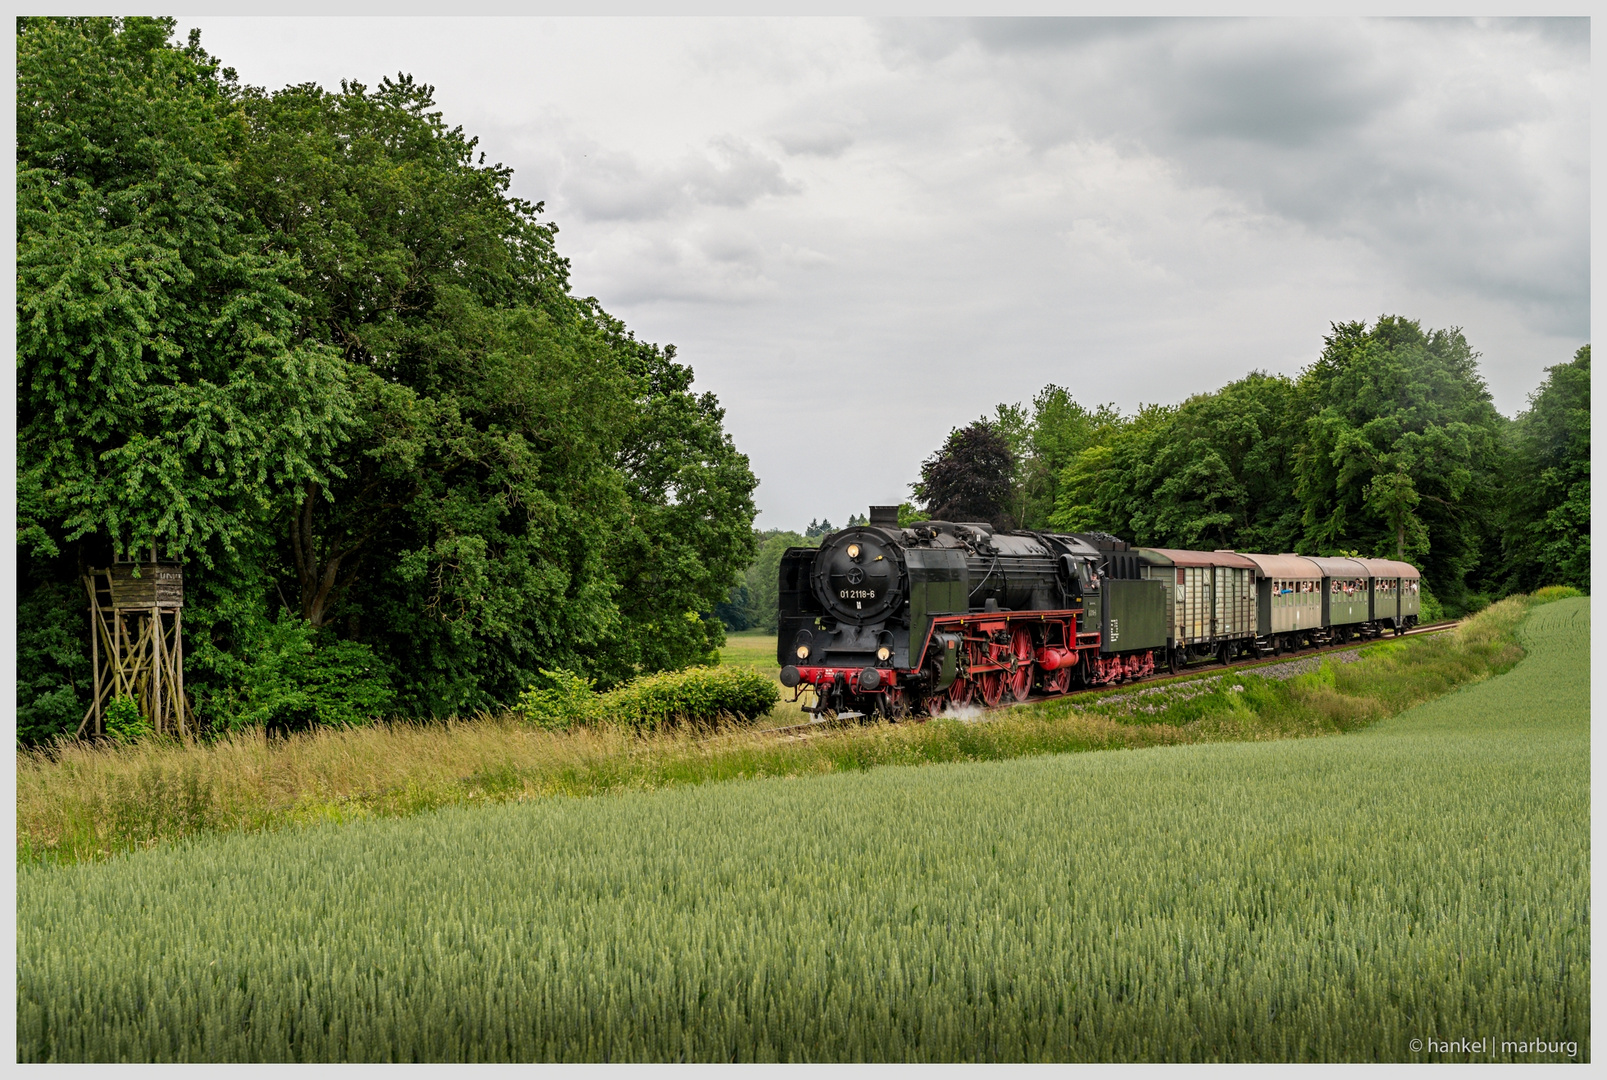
[1137,548,1258,663]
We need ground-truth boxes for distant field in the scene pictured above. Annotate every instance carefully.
[719,629,812,724]
[18,599,1588,1061]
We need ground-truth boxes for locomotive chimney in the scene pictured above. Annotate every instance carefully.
[869,505,900,527]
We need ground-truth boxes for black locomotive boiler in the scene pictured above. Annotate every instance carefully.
[776,505,1420,719]
[777,506,1168,718]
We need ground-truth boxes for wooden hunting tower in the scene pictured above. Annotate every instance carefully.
[79,547,192,738]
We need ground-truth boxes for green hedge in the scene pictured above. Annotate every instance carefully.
[601,667,780,731]
[1532,585,1586,603]
[518,666,779,732]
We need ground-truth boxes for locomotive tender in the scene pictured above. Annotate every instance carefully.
[777,506,1420,719]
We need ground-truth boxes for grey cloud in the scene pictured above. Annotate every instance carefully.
[563,137,798,222]
[775,122,855,158]
[964,15,1177,52]
[875,17,1588,338]
[1481,15,1588,50]
[682,136,800,207]
[562,148,679,222]
[1160,38,1399,148]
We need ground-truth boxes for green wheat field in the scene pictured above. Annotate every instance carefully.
[18,599,1589,1062]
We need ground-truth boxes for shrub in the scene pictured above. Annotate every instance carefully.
[515,669,598,731]
[599,666,780,731]
[516,665,780,732]
[102,696,152,745]
[1532,584,1586,603]
[1419,580,1445,622]
[233,618,395,732]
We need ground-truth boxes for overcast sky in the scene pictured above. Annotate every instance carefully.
[181,16,1590,532]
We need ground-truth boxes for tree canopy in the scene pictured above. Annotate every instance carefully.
[1496,345,1590,593]
[911,316,1586,615]
[16,18,757,742]
[914,421,1016,528]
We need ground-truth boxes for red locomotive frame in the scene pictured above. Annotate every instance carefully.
[790,606,1158,718]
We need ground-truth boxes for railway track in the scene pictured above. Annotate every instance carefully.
[756,619,1461,739]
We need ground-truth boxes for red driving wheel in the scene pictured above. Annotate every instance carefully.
[1008,627,1035,702]
[977,670,1005,707]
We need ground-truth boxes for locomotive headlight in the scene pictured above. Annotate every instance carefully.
[876,646,891,662]
[847,544,861,559]
[796,645,809,659]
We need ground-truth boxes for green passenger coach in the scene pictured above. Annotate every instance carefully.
[1354,557,1421,633]
[1304,556,1371,640]
[1237,552,1323,650]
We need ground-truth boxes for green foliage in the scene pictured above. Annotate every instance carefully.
[225,617,394,731]
[999,387,1124,530]
[1531,584,1585,603]
[1295,317,1502,609]
[1049,374,1304,551]
[1036,319,1582,609]
[514,669,598,732]
[713,582,758,632]
[17,601,1587,1060]
[718,529,821,633]
[102,696,151,745]
[16,565,91,745]
[518,664,780,732]
[15,19,757,738]
[598,665,780,731]
[1418,580,1446,624]
[1497,345,1589,593]
[913,420,1016,527]
[235,72,755,700]
[895,502,931,527]
[16,17,353,566]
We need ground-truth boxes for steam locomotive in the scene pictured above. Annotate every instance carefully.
[776,506,1420,719]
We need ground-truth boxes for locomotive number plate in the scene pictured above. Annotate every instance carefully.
[839,589,877,600]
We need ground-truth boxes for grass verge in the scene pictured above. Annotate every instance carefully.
[17,597,1537,866]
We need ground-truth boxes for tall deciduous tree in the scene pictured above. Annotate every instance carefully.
[1295,317,1502,607]
[234,74,756,708]
[1012,387,1123,531]
[1497,344,1590,592]
[1049,375,1303,552]
[914,421,1015,528]
[17,17,356,739]
[17,17,351,567]
[16,19,757,740]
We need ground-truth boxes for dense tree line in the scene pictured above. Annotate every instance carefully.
[17,18,757,743]
[912,318,1588,615]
